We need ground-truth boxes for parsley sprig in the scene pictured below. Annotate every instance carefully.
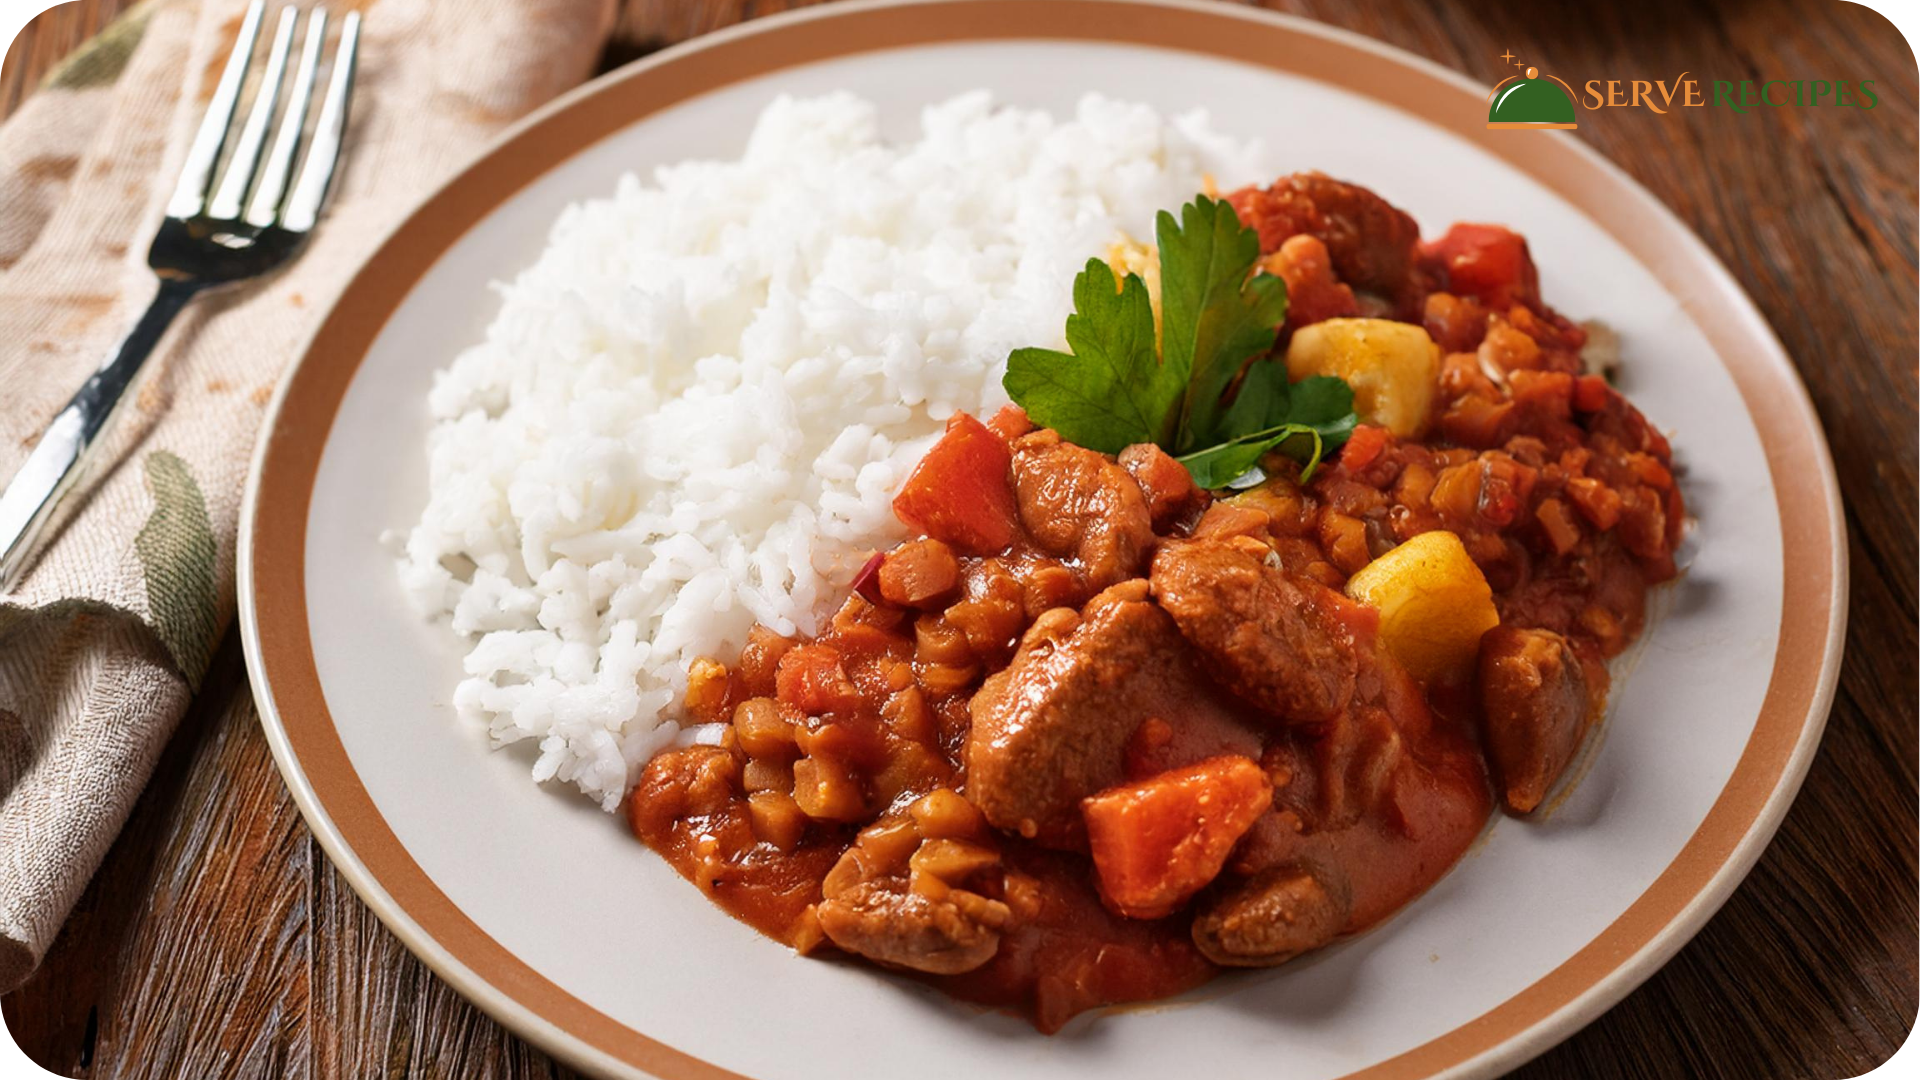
[1003,196,1359,488]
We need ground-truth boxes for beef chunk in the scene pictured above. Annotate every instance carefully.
[815,879,1009,975]
[1011,432,1155,589]
[1119,442,1204,532]
[1150,537,1357,724]
[1312,703,1407,831]
[966,581,1251,847]
[1226,171,1426,318]
[1478,625,1595,813]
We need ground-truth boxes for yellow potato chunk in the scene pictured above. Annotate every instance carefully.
[1344,530,1499,682]
[1284,317,1440,438]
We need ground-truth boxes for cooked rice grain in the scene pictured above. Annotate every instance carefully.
[397,92,1264,808]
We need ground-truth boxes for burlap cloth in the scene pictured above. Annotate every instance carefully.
[0,0,616,991]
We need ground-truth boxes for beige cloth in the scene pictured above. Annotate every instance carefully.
[0,0,615,991]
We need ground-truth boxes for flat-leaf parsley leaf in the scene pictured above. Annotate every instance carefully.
[1157,197,1291,453]
[1003,259,1182,455]
[1002,195,1361,487]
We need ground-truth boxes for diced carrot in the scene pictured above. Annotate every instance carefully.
[1438,394,1514,448]
[1535,497,1581,555]
[1082,755,1274,920]
[1340,423,1391,472]
[892,412,1019,555]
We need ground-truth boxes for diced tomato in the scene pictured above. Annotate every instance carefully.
[1572,374,1611,412]
[1340,423,1391,472]
[1624,452,1674,489]
[1613,486,1669,560]
[774,644,862,716]
[1476,454,1538,527]
[1509,370,1574,424]
[986,403,1034,442]
[1439,350,1494,399]
[1565,476,1623,531]
[1423,223,1539,311]
[1266,234,1358,329]
[1082,755,1273,920]
[892,412,1020,555]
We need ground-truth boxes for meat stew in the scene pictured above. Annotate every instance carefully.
[628,173,1684,1032]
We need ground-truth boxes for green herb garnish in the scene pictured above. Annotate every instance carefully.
[1176,376,1359,488]
[1003,195,1360,487]
[1002,260,1181,454]
[1159,197,1291,453]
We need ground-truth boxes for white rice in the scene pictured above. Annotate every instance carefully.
[396,91,1267,809]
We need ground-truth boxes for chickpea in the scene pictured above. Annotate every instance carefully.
[791,757,865,822]
[747,791,808,853]
[908,788,989,841]
[733,697,797,760]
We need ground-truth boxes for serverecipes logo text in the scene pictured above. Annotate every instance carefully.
[1484,49,1880,130]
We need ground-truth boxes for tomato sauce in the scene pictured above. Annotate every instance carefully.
[627,174,1684,1033]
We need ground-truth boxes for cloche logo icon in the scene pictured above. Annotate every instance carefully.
[1487,53,1579,129]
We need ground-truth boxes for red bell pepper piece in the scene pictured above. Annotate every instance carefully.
[1423,223,1540,311]
[892,412,1020,555]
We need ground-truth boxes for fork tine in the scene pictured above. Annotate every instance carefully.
[207,5,297,222]
[278,11,359,234]
[165,0,266,219]
[244,8,326,229]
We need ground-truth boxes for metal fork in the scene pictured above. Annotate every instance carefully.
[0,0,360,589]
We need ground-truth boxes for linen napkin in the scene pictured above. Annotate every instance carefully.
[0,0,616,992]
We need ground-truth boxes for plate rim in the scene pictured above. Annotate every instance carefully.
[237,2,1850,1078]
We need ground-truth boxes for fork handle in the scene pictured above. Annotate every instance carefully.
[0,277,201,590]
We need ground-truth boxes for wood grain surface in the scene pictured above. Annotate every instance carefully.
[3,0,1916,1077]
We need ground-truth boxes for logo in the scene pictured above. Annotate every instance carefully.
[1483,50,1880,129]
[1487,53,1578,130]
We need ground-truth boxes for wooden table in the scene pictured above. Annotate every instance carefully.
[3,1,1915,1077]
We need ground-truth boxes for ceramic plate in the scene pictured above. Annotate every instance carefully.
[238,2,1847,1077]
